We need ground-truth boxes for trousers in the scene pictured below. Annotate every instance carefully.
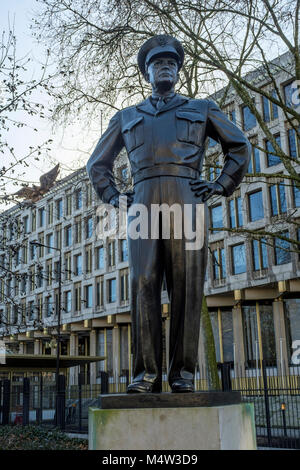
[127,175,208,386]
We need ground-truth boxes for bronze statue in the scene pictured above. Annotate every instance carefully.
[87,36,250,393]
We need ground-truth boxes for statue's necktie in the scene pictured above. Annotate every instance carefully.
[156,97,165,110]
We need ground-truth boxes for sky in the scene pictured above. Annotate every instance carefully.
[0,0,99,206]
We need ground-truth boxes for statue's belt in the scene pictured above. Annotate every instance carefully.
[133,165,200,185]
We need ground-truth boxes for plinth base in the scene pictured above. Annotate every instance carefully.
[89,392,257,450]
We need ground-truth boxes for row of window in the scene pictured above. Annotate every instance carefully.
[210,182,300,233]
[208,129,299,180]
[209,81,296,138]
[0,240,128,298]
[3,183,93,241]
[211,230,297,280]
[0,271,130,323]
[209,298,299,366]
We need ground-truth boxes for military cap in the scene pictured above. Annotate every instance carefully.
[137,35,184,78]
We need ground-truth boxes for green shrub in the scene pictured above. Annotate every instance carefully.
[0,425,88,450]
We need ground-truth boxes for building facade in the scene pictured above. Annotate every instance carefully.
[0,51,299,385]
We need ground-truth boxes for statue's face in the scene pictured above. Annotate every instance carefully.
[146,55,179,93]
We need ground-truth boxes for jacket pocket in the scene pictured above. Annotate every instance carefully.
[176,110,205,146]
[122,116,144,152]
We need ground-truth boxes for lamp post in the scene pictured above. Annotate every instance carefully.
[30,240,62,427]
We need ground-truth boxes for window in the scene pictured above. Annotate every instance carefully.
[37,295,43,320]
[56,199,63,219]
[65,252,72,281]
[266,135,281,166]
[38,234,44,257]
[38,208,45,227]
[74,254,82,276]
[48,201,53,225]
[243,304,276,364]
[212,246,226,280]
[46,233,54,254]
[65,226,72,247]
[30,243,37,261]
[74,217,82,243]
[248,141,261,174]
[252,238,268,271]
[37,267,43,288]
[228,196,243,228]
[55,225,62,249]
[207,155,221,181]
[96,276,104,307]
[28,301,35,321]
[66,193,72,216]
[86,184,93,207]
[31,210,36,232]
[30,267,35,292]
[248,190,264,221]
[75,189,82,210]
[287,128,300,159]
[23,216,29,234]
[85,285,93,308]
[232,243,246,274]
[120,325,129,371]
[45,296,52,317]
[108,240,116,267]
[260,304,276,364]
[242,305,258,363]
[65,290,72,313]
[54,261,60,282]
[284,299,300,363]
[120,239,128,262]
[293,184,300,207]
[269,183,287,216]
[108,278,116,303]
[283,80,299,109]
[210,204,223,233]
[262,89,278,122]
[85,245,93,273]
[46,260,52,286]
[96,246,104,269]
[242,104,256,131]
[120,269,129,301]
[224,103,236,125]
[274,232,291,265]
[86,216,93,239]
[74,283,81,312]
[23,243,28,264]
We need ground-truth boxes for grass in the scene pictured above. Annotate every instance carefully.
[0,425,88,450]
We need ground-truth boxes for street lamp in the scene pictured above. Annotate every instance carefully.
[30,240,62,427]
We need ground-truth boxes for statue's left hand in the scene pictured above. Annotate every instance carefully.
[109,191,135,210]
[189,179,224,202]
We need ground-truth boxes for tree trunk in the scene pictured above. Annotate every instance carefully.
[201,296,221,390]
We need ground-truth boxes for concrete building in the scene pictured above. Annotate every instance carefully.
[0,51,299,386]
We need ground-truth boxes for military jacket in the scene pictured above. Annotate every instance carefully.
[87,94,251,203]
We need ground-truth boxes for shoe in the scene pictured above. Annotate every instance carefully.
[170,379,194,393]
[127,380,161,393]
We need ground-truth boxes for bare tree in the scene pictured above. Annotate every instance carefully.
[0,24,55,205]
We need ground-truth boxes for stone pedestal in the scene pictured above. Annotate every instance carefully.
[89,392,257,450]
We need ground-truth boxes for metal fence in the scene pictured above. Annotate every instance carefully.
[1,362,300,448]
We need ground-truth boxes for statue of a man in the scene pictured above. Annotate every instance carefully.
[87,35,250,393]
